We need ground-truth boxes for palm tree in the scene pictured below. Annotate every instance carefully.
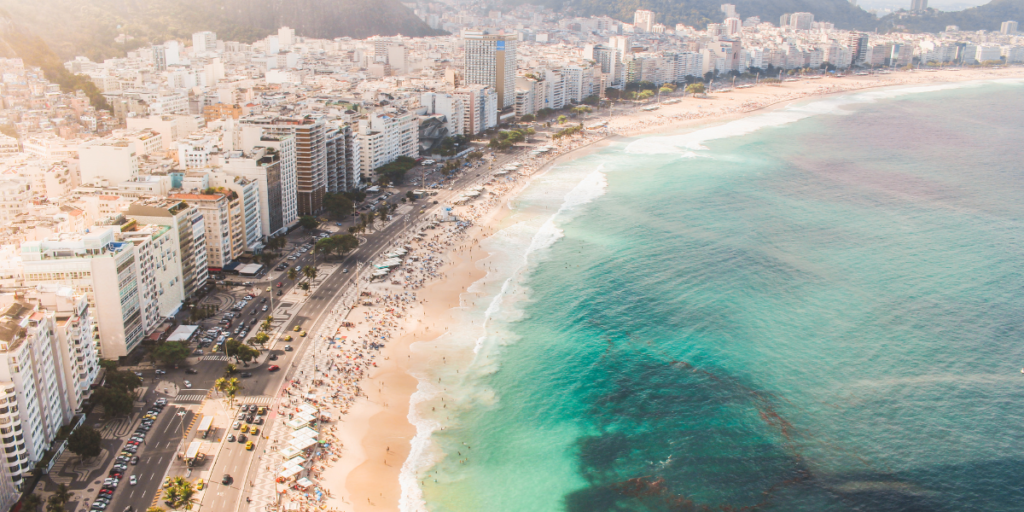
[54,484,72,506]
[22,494,41,512]
[146,508,165,512]
[214,377,242,409]
[286,268,298,283]
[223,364,236,376]
[45,496,62,512]
[259,319,272,333]
[254,331,269,348]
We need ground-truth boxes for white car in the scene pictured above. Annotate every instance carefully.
[183,380,192,388]
[129,475,138,485]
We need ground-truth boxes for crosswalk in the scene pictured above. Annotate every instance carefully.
[237,396,275,406]
[174,391,209,403]
[202,355,229,361]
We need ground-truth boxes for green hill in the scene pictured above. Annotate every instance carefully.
[878,0,1024,33]
[512,0,880,31]
[0,0,445,61]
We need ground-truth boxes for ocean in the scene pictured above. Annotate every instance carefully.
[401,79,1024,512]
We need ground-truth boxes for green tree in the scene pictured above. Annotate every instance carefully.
[224,363,236,376]
[147,507,165,512]
[298,216,319,231]
[637,90,655,102]
[45,495,63,512]
[315,237,337,260]
[322,193,355,219]
[214,377,242,408]
[105,369,142,393]
[53,484,72,507]
[67,425,102,460]
[93,387,134,417]
[686,83,706,96]
[225,339,260,363]
[556,115,568,124]
[253,331,269,348]
[302,265,318,288]
[22,494,42,512]
[519,114,535,122]
[151,341,191,366]
[287,268,298,282]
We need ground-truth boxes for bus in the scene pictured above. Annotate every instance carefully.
[197,416,214,439]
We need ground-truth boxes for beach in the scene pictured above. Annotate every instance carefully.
[262,65,1024,512]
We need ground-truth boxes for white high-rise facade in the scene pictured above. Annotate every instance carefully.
[462,30,517,109]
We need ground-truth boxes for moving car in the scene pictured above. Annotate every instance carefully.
[183,380,192,388]
[245,441,254,450]
[267,365,280,372]
[222,474,232,485]
[129,475,137,485]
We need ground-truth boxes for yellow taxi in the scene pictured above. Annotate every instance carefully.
[250,427,260,436]
[245,441,254,450]
[163,476,172,488]
[283,335,292,341]
[293,326,301,332]
[299,331,307,337]
[196,479,204,490]
[240,424,249,434]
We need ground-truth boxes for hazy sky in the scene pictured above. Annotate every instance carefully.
[857,0,989,11]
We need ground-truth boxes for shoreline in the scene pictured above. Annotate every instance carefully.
[319,66,1024,512]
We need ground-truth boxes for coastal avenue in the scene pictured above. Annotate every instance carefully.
[199,148,531,511]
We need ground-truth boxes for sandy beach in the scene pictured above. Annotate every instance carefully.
[264,65,1024,512]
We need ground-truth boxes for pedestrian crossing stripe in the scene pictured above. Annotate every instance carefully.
[202,355,229,361]
[174,394,207,403]
[237,396,275,405]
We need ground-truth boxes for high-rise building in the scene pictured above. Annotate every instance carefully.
[911,0,928,11]
[169,191,253,270]
[126,198,209,300]
[421,92,466,136]
[241,116,329,215]
[357,110,420,176]
[724,17,742,36]
[152,44,167,71]
[462,30,518,110]
[1001,20,1018,35]
[721,4,738,19]
[633,10,656,32]
[0,295,77,493]
[789,12,815,30]
[21,227,145,358]
[192,31,217,53]
[848,33,870,65]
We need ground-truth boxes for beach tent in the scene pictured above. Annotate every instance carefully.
[292,427,318,439]
[296,478,315,489]
[280,446,303,459]
[286,418,309,430]
[278,465,304,478]
[290,437,318,451]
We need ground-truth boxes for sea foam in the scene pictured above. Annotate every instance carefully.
[399,163,608,512]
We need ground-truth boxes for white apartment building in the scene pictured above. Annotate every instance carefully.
[420,92,466,137]
[0,298,67,491]
[209,175,263,251]
[25,285,100,418]
[192,31,218,54]
[633,10,656,32]
[118,223,185,331]
[357,110,419,173]
[0,180,31,223]
[462,29,518,109]
[21,227,144,358]
[126,114,205,152]
[78,138,140,185]
[177,134,219,169]
[170,192,235,269]
[0,135,18,155]
[221,144,293,237]
[126,198,208,299]
[976,45,1002,63]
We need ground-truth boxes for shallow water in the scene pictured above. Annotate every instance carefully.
[405,80,1024,512]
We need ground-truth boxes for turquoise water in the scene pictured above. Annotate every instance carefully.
[405,80,1024,512]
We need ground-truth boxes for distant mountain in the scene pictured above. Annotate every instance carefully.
[512,0,880,31]
[877,0,1024,32]
[0,0,445,61]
